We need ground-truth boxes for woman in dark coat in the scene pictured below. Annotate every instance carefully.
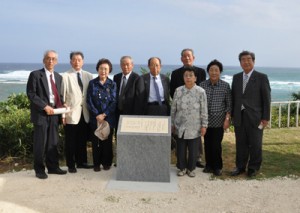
[87,58,117,172]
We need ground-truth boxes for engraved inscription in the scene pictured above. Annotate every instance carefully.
[120,117,169,133]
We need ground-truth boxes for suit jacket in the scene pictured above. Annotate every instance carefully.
[170,66,206,98]
[27,68,63,125]
[113,71,140,115]
[135,73,170,115]
[231,70,271,127]
[61,69,93,124]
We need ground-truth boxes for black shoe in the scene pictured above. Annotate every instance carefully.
[213,169,222,176]
[203,167,213,173]
[247,169,257,177]
[230,168,246,176]
[48,168,67,175]
[93,166,101,172]
[103,166,111,171]
[68,168,77,173]
[36,172,48,179]
[196,161,205,168]
[77,163,93,169]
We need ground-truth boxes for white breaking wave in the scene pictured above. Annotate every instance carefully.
[0,71,110,83]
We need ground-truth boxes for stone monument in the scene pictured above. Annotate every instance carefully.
[116,115,171,182]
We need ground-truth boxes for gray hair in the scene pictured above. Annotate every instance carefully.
[181,48,194,57]
[43,50,58,60]
[120,56,133,64]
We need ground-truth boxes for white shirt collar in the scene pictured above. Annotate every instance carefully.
[244,69,254,78]
[123,71,132,79]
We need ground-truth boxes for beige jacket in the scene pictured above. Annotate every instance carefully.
[61,69,93,124]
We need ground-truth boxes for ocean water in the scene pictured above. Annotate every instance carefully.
[0,63,300,102]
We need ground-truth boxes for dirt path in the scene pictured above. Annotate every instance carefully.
[0,166,300,213]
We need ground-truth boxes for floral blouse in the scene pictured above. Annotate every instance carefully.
[171,84,208,139]
[86,77,117,130]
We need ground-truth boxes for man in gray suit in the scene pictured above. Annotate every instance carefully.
[231,50,271,177]
[61,51,93,173]
[135,57,170,116]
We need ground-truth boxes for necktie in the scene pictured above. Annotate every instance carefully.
[50,74,62,108]
[118,76,127,110]
[243,74,248,93]
[77,72,83,93]
[120,76,127,95]
[153,76,162,105]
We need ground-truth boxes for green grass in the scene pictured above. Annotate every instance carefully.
[220,127,300,179]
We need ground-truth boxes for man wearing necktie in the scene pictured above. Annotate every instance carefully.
[231,50,271,177]
[135,57,170,116]
[61,51,93,173]
[27,50,67,179]
[113,56,140,128]
[113,56,140,166]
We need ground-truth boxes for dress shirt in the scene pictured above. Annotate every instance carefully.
[200,79,231,127]
[149,74,164,103]
[71,68,82,78]
[243,69,254,80]
[171,84,208,139]
[44,68,55,105]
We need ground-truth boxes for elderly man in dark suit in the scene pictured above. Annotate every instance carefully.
[170,48,206,98]
[113,56,140,166]
[170,48,207,168]
[113,56,140,123]
[135,57,170,116]
[231,50,271,177]
[27,50,67,179]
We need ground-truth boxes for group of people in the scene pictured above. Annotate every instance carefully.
[26,48,271,180]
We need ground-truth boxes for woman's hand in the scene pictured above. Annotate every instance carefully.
[200,127,207,137]
[96,113,106,123]
[223,118,230,130]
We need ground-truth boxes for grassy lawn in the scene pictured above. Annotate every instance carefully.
[219,127,300,179]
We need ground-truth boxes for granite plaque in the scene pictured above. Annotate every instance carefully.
[116,115,171,182]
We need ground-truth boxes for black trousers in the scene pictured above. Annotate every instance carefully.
[64,113,89,168]
[176,136,199,171]
[90,130,113,167]
[146,103,169,116]
[204,127,224,170]
[234,111,263,171]
[33,115,60,173]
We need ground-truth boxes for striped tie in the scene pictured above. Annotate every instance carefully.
[243,74,248,93]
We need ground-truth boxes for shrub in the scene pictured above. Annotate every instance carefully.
[0,93,65,159]
[0,107,33,158]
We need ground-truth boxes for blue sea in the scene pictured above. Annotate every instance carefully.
[0,63,300,102]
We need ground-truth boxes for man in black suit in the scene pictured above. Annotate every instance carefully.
[113,56,140,166]
[114,56,140,120]
[231,50,271,177]
[27,50,67,179]
[170,48,206,98]
[135,57,170,116]
[170,48,206,168]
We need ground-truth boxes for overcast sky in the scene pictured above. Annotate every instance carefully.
[1,0,300,67]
